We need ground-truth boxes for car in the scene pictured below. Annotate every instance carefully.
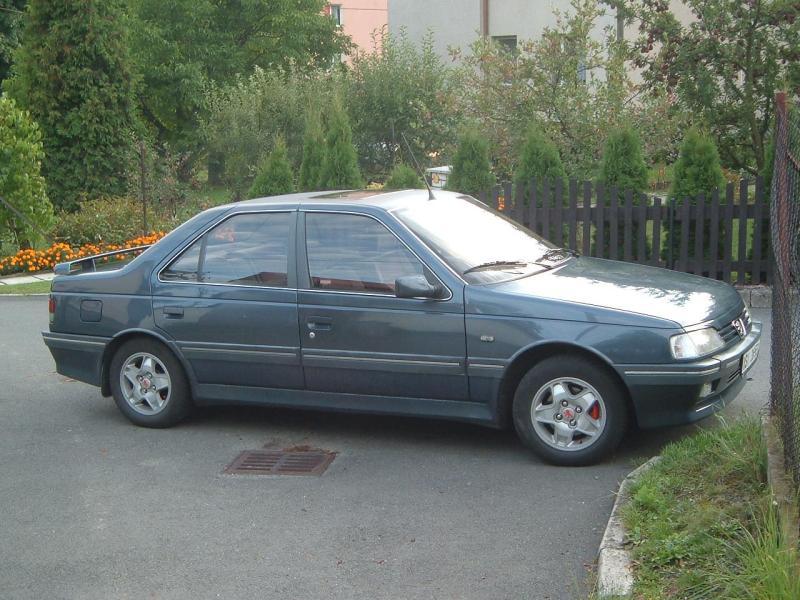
[42,189,761,465]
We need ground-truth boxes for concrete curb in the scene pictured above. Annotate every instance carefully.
[761,413,799,549]
[596,456,663,599]
[0,272,55,286]
[736,285,772,308]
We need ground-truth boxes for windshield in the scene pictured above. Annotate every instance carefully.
[394,195,559,284]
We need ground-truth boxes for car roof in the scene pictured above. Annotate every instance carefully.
[230,189,464,212]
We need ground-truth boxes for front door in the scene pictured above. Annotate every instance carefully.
[153,210,302,390]
[297,211,467,401]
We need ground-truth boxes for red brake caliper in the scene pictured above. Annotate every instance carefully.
[588,403,601,420]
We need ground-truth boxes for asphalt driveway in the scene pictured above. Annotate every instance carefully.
[0,297,771,599]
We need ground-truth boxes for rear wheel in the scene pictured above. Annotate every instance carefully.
[512,355,627,466]
[110,338,191,428]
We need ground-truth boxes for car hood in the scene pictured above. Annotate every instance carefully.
[485,256,743,328]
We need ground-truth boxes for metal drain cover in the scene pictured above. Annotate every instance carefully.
[224,448,335,476]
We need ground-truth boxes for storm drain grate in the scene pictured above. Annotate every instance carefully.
[224,448,336,476]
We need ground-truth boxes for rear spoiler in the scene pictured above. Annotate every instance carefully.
[53,245,152,275]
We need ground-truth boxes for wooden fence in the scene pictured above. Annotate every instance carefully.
[478,176,770,285]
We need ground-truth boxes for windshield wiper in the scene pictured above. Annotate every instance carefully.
[463,260,532,275]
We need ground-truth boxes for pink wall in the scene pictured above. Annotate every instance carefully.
[331,0,388,55]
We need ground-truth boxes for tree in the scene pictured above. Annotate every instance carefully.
[299,107,325,191]
[600,127,648,195]
[0,1,25,83]
[447,129,495,195]
[670,129,725,200]
[347,30,461,180]
[248,137,294,198]
[320,97,362,190]
[384,164,422,189]
[6,0,139,211]
[664,129,726,260]
[128,0,351,175]
[0,95,53,247]
[514,125,567,201]
[631,0,800,174]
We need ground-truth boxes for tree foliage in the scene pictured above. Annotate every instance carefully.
[384,163,422,189]
[203,68,326,198]
[248,137,294,198]
[600,127,648,195]
[128,0,351,172]
[631,0,800,174]
[6,0,139,211]
[0,0,25,83]
[0,94,53,247]
[299,106,325,191]
[347,30,461,180]
[447,129,495,195]
[514,125,567,198]
[320,97,362,190]
[671,129,725,200]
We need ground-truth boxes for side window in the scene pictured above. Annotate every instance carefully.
[162,212,291,287]
[305,213,425,293]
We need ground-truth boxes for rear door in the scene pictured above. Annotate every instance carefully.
[152,210,302,390]
[297,210,468,401]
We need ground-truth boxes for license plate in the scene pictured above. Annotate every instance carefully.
[741,342,760,375]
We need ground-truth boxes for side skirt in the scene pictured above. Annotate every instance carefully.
[194,384,499,428]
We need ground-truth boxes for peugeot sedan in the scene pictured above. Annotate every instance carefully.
[43,190,761,465]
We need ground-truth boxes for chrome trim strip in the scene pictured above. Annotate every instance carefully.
[182,347,297,358]
[42,333,108,347]
[303,354,461,367]
[300,209,454,302]
[624,367,720,377]
[468,363,505,370]
[694,402,714,413]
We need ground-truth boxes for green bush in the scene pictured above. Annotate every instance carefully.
[596,127,649,258]
[7,0,139,211]
[663,129,726,262]
[320,97,362,190]
[52,196,145,246]
[299,107,325,191]
[447,129,495,196]
[0,94,54,248]
[514,125,567,203]
[601,127,648,196]
[384,164,421,189]
[248,137,294,198]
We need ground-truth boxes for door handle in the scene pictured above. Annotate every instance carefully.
[163,306,184,318]
[306,317,332,331]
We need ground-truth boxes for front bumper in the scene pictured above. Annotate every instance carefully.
[619,322,762,429]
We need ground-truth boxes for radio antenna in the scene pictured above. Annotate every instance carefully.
[401,132,435,200]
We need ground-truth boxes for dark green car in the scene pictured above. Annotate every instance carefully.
[43,190,761,465]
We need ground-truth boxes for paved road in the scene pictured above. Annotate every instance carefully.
[0,297,771,600]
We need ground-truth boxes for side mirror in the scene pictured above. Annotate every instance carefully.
[395,275,445,299]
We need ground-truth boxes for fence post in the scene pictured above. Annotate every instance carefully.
[667,197,675,270]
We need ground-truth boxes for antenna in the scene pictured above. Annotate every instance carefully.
[401,132,435,200]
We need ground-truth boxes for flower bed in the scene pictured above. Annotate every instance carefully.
[0,232,166,276]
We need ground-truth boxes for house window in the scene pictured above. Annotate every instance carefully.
[492,35,518,55]
[329,4,342,26]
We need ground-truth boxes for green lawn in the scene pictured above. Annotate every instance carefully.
[0,280,51,295]
[621,418,800,599]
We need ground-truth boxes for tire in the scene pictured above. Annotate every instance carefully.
[512,354,628,466]
[110,338,192,428]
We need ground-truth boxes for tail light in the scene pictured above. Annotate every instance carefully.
[48,295,56,324]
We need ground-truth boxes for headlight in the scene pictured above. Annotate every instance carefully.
[670,327,725,359]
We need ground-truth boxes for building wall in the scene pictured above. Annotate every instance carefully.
[335,0,388,55]
[388,0,615,60]
[388,0,480,60]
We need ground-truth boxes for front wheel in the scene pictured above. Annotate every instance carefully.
[110,338,192,428]
[512,355,628,466]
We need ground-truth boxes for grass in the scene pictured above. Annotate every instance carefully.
[0,280,51,294]
[621,418,800,599]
